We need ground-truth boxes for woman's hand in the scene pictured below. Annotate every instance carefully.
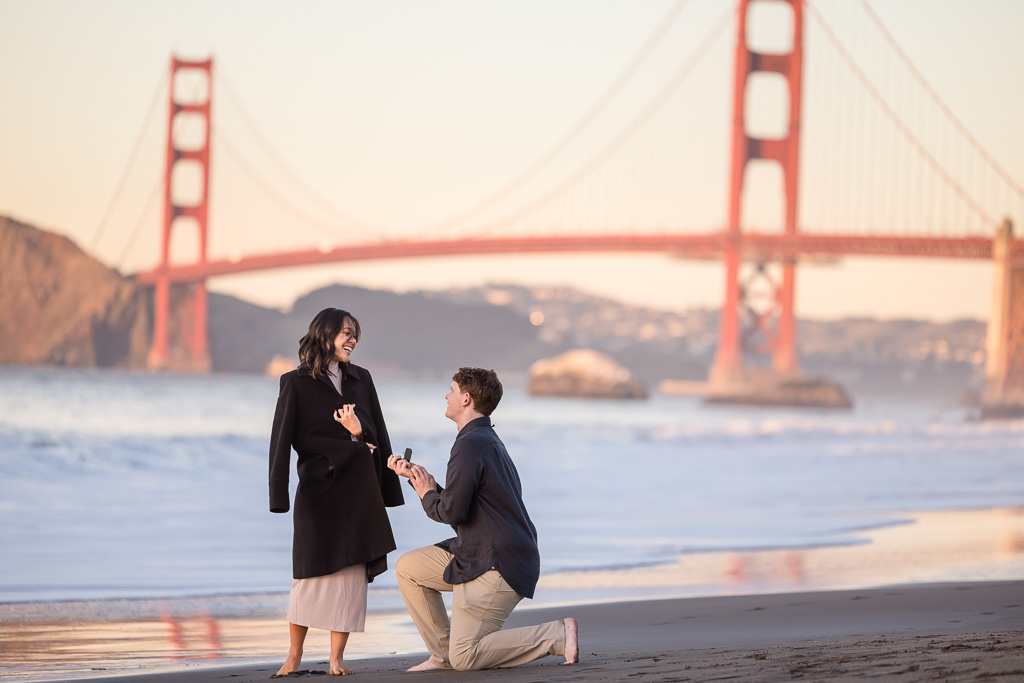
[333,404,362,438]
[387,454,413,478]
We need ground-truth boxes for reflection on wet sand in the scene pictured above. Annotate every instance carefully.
[2,507,1022,681]
[160,613,220,658]
[539,506,1024,595]
[0,611,423,681]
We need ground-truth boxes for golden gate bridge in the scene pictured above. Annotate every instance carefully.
[104,0,1023,410]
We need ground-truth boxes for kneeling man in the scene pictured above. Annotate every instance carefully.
[387,367,579,672]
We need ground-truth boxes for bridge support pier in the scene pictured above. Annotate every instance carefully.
[982,218,1024,417]
[147,281,211,373]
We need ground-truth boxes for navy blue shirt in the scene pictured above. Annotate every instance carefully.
[420,416,541,599]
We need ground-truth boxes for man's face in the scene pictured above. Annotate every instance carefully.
[445,381,466,421]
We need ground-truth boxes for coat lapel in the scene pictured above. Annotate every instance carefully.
[318,371,339,395]
[299,364,343,396]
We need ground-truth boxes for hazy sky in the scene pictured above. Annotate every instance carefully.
[2,0,1022,321]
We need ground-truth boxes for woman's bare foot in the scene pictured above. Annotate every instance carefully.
[563,617,579,664]
[275,652,302,676]
[406,659,454,672]
[330,659,354,675]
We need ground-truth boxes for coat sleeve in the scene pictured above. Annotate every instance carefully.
[268,373,296,513]
[366,370,405,508]
[420,440,480,525]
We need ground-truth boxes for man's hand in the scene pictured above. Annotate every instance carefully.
[408,464,437,499]
[387,454,414,478]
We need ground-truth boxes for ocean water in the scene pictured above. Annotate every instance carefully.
[1,366,1022,607]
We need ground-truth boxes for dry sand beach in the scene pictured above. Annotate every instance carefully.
[2,507,1023,682]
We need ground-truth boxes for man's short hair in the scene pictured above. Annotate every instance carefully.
[452,367,503,416]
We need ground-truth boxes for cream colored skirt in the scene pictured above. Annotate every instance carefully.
[287,563,367,632]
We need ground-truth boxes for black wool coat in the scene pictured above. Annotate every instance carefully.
[269,363,404,580]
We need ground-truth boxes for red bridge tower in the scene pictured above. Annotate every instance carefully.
[711,0,803,387]
[147,56,213,372]
[984,219,1024,415]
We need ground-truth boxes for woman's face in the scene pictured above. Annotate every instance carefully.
[332,318,358,363]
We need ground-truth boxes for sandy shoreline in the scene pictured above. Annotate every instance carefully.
[2,507,1022,682]
[8,581,1022,682]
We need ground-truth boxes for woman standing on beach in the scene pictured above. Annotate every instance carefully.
[269,307,404,676]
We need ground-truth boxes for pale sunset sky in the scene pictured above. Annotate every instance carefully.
[1,0,1022,321]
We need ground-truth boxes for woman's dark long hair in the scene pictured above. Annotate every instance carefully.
[297,308,361,379]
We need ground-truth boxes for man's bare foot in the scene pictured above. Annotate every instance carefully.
[563,617,579,664]
[330,660,354,675]
[406,659,453,672]
[275,652,302,676]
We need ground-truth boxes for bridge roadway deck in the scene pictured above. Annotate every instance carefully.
[132,232,1014,285]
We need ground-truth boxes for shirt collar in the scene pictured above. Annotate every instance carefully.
[457,415,492,439]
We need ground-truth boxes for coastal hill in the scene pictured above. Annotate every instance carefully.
[1,215,986,399]
[0,215,554,378]
[209,284,552,378]
[0,215,149,367]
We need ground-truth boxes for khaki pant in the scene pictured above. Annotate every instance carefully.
[395,545,565,671]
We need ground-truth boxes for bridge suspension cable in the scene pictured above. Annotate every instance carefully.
[88,69,167,254]
[856,0,1024,203]
[217,68,384,236]
[115,177,161,270]
[461,4,733,238]
[214,127,377,242]
[422,0,692,237]
[806,0,998,232]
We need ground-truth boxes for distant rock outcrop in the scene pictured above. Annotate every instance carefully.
[704,374,853,410]
[0,216,150,367]
[265,354,296,377]
[527,348,647,399]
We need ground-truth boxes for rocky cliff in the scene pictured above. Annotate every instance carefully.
[0,216,150,367]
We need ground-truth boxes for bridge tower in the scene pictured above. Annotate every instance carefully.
[147,56,213,372]
[710,0,803,387]
[983,219,1024,415]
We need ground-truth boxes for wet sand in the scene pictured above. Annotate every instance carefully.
[26,581,1024,683]
[3,507,1023,682]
